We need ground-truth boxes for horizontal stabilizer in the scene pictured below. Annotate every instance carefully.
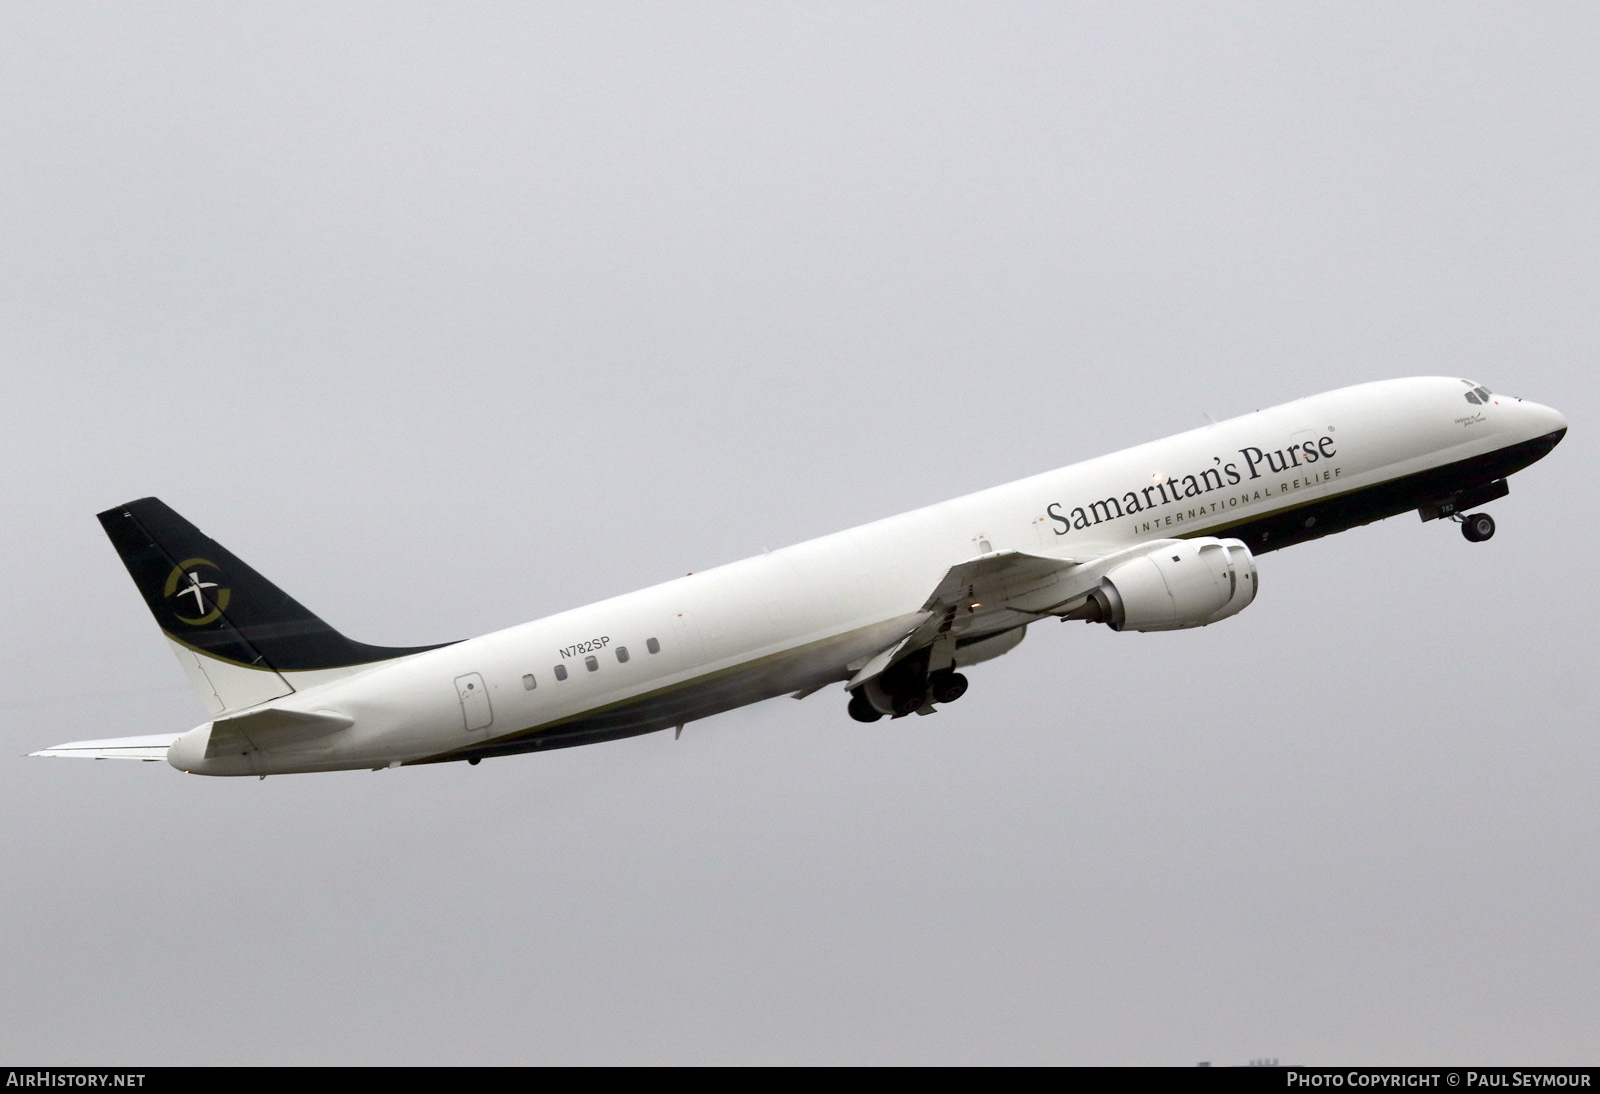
[30,734,181,761]
[205,707,353,758]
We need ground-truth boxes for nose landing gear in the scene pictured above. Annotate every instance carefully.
[1419,480,1508,542]
[1460,512,1496,542]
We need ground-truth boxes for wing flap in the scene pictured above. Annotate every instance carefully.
[849,550,1089,690]
[900,549,1086,652]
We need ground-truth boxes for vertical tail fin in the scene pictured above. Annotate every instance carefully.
[99,498,452,714]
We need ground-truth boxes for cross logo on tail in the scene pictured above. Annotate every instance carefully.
[162,558,231,626]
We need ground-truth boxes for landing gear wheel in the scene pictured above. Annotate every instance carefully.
[848,692,884,723]
[929,671,969,705]
[891,691,926,716]
[1461,512,1496,543]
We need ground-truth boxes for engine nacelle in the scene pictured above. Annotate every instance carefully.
[1086,537,1257,632]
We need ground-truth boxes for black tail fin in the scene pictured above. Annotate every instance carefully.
[98,497,453,672]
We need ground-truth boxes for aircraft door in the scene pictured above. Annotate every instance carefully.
[455,672,494,732]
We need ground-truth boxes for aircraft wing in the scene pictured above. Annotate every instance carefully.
[30,734,181,761]
[848,549,1089,690]
[929,549,1088,618]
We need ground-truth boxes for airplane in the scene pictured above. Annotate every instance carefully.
[32,376,1566,777]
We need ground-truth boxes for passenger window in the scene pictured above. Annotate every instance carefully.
[647,637,661,654]
[554,664,568,682]
[616,646,630,663]
[522,673,537,690]
[585,655,598,672]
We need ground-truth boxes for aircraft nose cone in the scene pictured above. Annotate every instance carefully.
[1518,401,1567,459]
[1531,402,1568,443]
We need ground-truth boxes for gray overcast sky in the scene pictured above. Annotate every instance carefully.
[3,3,1597,1065]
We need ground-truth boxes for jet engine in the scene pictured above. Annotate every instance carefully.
[1079,537,1257,632]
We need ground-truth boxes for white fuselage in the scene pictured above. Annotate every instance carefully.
[167,377,1567,775]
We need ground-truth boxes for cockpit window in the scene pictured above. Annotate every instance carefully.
[1462,381,1494,405]
[1465,391,1482,405]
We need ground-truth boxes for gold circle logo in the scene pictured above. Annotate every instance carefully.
[162,558,231,626]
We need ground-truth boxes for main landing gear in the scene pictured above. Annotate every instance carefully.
[929,670,969,705]
[1459,512,1496,543]
[847,670,969,723]
[847,692,883,723]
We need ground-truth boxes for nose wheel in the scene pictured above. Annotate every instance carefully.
[1460,512,1496,542]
